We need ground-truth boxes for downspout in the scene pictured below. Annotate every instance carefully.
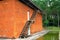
[27,11,30,35]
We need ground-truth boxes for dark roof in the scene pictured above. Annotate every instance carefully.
[19,0,42,12]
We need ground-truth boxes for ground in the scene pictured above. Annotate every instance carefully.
[37,26,60,40]
[44,26,60,31]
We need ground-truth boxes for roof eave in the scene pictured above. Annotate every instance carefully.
[19,0,43,13]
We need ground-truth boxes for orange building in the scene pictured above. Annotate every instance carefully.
[0,0,43,38]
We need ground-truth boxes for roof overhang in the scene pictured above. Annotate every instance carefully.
[19,0,43,13]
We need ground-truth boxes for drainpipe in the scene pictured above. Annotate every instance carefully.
[27,11,30,35]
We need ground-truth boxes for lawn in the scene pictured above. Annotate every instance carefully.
[44,26,60,31]
[36,26,60,40]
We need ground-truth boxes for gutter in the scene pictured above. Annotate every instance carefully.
[19,0,43,14]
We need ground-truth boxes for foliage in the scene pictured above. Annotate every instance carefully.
[32,0,60,27]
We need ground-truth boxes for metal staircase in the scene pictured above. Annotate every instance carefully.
[20,10,38,38]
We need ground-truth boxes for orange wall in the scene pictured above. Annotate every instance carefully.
[0,0,33,38]
[0,0,43,38]
[31,13,43,34]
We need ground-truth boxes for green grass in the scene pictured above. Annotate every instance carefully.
[44,26,60,31]
[37,31,59,40]
[37,26,60,40]
[43,31,59,40]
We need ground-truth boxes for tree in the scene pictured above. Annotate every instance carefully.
[32,0,60,27]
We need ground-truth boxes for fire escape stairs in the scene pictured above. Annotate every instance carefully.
[20,10,38,38]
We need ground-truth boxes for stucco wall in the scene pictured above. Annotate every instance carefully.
[0,0,43,38]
